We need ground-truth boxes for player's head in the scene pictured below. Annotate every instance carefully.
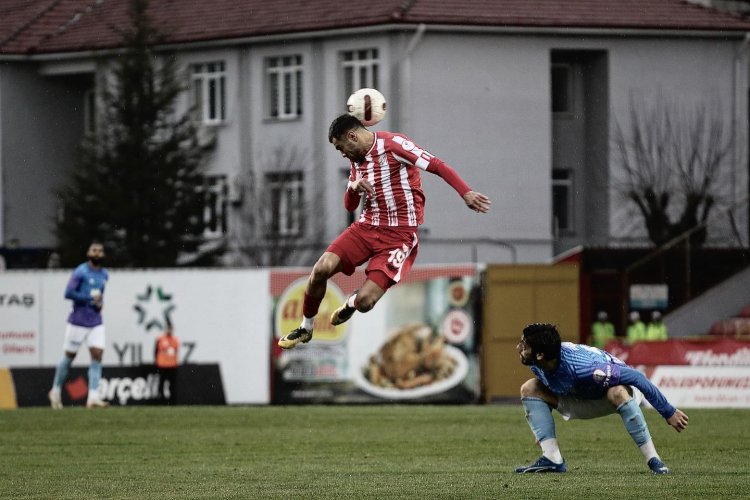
[597,310,608,321]
[87,240,105,266]
[518,323,561,366]
[328,114,370,163]
[328,114,365,141]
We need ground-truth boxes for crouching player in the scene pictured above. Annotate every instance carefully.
[515,323,688,474]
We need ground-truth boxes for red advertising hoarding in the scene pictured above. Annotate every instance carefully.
[605,338,750,408]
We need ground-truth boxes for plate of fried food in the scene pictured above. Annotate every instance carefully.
[353,322,469,400]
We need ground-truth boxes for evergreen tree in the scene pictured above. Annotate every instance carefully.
[55,0,216,267]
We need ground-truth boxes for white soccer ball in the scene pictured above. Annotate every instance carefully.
[346,88,387,126]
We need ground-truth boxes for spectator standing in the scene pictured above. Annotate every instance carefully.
[589,310,616,349]
[154,324,180,404]
[626,311,647,345]
[646,311,668,341]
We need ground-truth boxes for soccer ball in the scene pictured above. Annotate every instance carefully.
[347,88,387,126]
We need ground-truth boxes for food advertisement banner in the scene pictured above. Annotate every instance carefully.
[271,265,481,403]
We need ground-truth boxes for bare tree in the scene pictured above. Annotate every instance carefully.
[613,93,732,246]
[230,145,326,266]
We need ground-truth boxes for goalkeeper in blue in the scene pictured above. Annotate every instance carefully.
[515,323,688,475]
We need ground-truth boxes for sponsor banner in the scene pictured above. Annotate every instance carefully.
[605,338,750,366]
[0,275,40,366]
[271,265,481,403]
[0,269,271,404]
[644,366,750,408]
[629,283,668,310]
[0,368,17,409]
[10,364,225,407]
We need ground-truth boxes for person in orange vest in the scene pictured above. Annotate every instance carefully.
[154,323,180,404]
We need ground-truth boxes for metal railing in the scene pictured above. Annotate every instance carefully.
[624,195,749,305]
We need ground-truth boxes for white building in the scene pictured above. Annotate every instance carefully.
[1,0,748,266]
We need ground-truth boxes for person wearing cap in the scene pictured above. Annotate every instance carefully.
[590,310,616,349]
[646,311,668,341]
[626,311,647,345]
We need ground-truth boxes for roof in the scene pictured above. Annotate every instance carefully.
[2,0,750,56]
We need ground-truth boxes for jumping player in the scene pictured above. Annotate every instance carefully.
[278,114,491,349]
[515,323,689,474]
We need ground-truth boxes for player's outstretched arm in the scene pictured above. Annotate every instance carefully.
[667,408,689,432]
[425,158,491,213]
[463,191,491,213]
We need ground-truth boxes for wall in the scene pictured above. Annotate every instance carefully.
[1,65,85,247]
[408,33,553,264]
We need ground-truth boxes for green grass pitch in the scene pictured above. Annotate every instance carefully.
[1,405,748,499]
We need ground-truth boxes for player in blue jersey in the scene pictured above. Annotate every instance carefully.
[48,241,110,409]
[514,323,688,474]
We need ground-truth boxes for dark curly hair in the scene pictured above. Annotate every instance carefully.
[328,113,364,142]
[522,323,561,361]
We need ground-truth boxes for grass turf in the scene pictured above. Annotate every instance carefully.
[0,405,748,499]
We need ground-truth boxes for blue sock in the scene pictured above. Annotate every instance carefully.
[617,398,652,447]
[88,361,102,394]
[521,397,556,442]
[53,357,72,389]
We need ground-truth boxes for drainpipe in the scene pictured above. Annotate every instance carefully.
[399,23,427,132]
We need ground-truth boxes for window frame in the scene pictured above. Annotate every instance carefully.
[552,168,574,236]
[191,61,227,125]
[265,55,304,120]
[340,48,380,100]
[265,171,304,237]
[200,175,229,239]
[83,87,97,135]
[551,63,574,115]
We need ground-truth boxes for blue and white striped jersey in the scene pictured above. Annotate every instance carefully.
[531,342,676,419]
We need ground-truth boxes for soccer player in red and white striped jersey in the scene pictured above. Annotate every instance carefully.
[278,114,491,350]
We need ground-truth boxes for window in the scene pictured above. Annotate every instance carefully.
[340,48,380,99]
[83,87,96,134]
[191,62,226,124]
[552,169,573,234]
[266,171,304,236]
[200,175,228,238]
[551,63,572,113]
[266,55,303,119]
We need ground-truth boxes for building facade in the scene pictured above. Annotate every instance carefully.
[1,0,748,266]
